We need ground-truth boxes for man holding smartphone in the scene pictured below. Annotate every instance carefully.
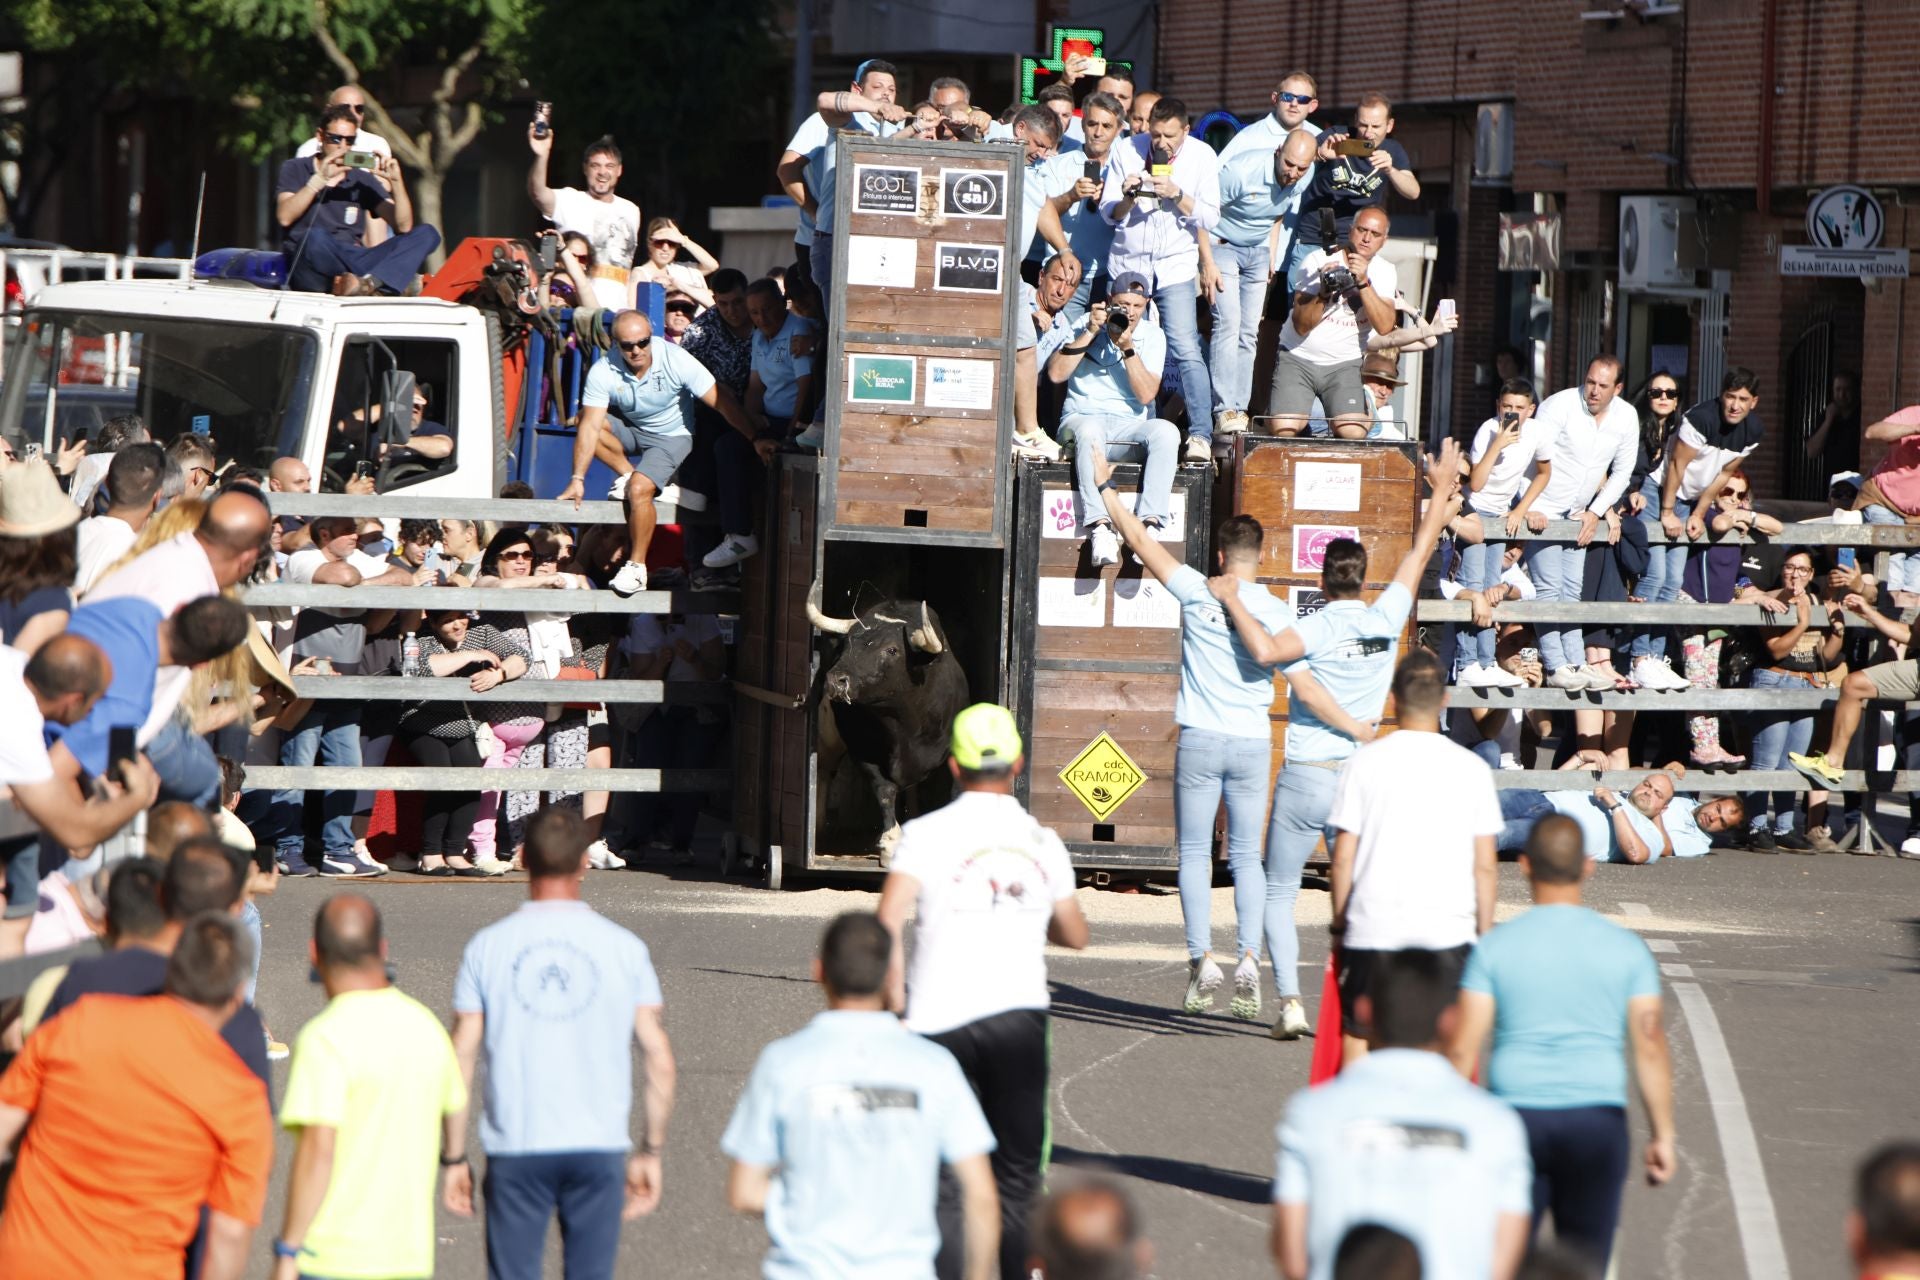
[1035,92,1126,324]
[1287,94,1418,288]
[276,103,440,296]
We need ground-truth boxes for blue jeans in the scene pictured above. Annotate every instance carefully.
[1495,789,1556,853]
[271,701,362,865]
[2,835,40,921]
[288,225,442,296]
[1207,239,1270,415]
[1263,762,1340,1000]
[1862,504,1916,592]
[1061,413,1179,527]
[146,716,221,809]
[1523,541,1588,673]
[1746,668,1817,832]
[1154,279,1211,440]
[1458,536,1506,668]
[1631,477,1689,661]
[1173,729,1271,960]
[484,1151,627,1280]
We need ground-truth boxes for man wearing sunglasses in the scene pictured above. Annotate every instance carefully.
[561,310,767,596]
[275,103,440,297]
[294,85,392,160]
[1219,70,1322,164]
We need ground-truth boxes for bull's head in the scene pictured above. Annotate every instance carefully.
[807,580,949,707]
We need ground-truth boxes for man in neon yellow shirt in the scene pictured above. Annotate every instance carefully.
[272,895,467,1280]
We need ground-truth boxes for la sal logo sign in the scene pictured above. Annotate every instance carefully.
[940,168,1006,219]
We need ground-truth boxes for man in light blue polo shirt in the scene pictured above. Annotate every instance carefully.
[1035,91,1126,324]
[445,807,678,1280]
[807,61,907,319]
[1092,462,1288,1022]
[1274,949,1533,1280]
[1046,272,1179,571]
[1213,442,1463,1016]
[560,309,765,595]
[703,278,817,570]
[1496,771,1743,863]
[1203,129,1318,439]
[1009,105,1066,263]
[723,912,999,1280]
[1451,814,1675,1272]
[1219,70,1324,164]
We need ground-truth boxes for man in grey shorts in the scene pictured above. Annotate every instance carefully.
[559,309,765,596]
[1266,206,1399,439]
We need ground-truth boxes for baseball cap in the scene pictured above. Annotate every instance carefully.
[1829,470,1861,491]
[1360,352,1404,387]
[1107,271,1151,301]
[950,702,1023,772]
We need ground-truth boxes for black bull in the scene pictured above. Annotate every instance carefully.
[806,584,971,856]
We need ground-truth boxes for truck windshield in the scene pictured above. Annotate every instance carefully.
[0,310,318,472]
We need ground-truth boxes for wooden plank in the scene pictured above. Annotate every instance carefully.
[837,415,1000,446]
[837,500,996,530]
[834,471,996,505]
[837,444,1000,476]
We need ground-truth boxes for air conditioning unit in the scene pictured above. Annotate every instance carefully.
[1618,196,1697,289]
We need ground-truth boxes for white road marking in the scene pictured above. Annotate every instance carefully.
[1646,938,1679,954]
[1670,981,1792,1280]
[1661,963,1695,978]
[1619,900,1653,917]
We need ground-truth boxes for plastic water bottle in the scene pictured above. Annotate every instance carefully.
[403,632,421,674]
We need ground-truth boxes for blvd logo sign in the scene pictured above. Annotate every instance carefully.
[845,353,917,406]
[852,164,920,216]
[935,242,1003,294]
[1059,731,1147,822]
[941,169,1006,219]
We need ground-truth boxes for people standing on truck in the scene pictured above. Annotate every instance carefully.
[276,103,441,297]
[877,703,1090,1280]
[529,130,641,312]
[559,309,769,598]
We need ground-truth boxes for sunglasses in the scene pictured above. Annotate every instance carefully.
[617,337,652,351]
[322,130,357,144]
[650,239,675,248]
[497,548,533,561]
[1724,488,1749,499]
[1649,387,1678,399]
[343,103,366,115]
[1277,91,1315,105]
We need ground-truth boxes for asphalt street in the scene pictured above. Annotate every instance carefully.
[244,844,1920,1279]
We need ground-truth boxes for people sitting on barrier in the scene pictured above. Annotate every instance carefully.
[704,276,812,572]
[1739,549,1844,852]
[1458,378,1548,690]
[1357,351,1406,441]
[276,103,441,297]
[1793,590,1920,822]
[1267,207,1399,440]
[1012,252,1082,462]
[1049,272,1181,569]
[1496,767,1744,864]
[1672,469,1782,769]
[560,309,763,597]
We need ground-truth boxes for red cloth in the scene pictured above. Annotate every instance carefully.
[1308,953,1343,1086]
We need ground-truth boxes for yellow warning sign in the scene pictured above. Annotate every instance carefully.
[1058,731,1148,822]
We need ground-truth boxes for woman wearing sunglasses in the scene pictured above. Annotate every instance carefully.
[631,216,719,310]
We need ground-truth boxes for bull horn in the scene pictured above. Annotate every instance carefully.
[908,602,944,654]
[804,580,859,635]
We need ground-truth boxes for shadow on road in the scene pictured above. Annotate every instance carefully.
[1897,918,1920,974]
[1047,982,1267,1040]
[1052,1143,1271,1204]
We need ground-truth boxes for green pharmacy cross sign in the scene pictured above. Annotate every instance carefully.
[1018,25,1125,104]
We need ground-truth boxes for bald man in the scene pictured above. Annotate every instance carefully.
[268,457,313,494]
[1203,129,1321,437]
[277,895,467,1280]
[1030,1179,1154,1279]
[146,801,215,863]
[295,85,392,159]
[1127,90,1159,138]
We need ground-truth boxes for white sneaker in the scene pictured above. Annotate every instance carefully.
[609,560,649,596]
[1547,665,1589,691]
[586,839,628,870]
[658,483,709,512]
[1182,434,1212,464]
[702,533,759,569]
[607,472,630,501]
[1576,663,1617,691]
[1498,752,1521,770]
[792,424,824,451]
[471,857,512,877]
[1644,656,1691,690]
[1215,409,1251,435]
[1900,837,1920,861]
[1270,998,1311,1041]
[1478,663,1526,688]
[1458,662,1493,687]
[1088,523,1121,567]
[1229,953,1262,1021]
[1183,956,1224,1013]
[1012,428,1063,461]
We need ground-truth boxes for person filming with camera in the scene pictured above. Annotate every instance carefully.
[1048,272,1180,569]
[275,102,440,297]
[1266,206,1399,439]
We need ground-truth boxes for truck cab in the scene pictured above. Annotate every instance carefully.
[0,277,505,497]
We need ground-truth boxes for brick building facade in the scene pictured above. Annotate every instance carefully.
[1155,0,1920,501]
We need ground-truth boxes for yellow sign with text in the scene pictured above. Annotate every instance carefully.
[1058,731,1147,821]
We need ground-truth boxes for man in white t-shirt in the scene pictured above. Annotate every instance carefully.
[1327,649,1501,1068]
[529,130,641,311]
[877,704,1089,1280]
[1268,206,1398,439]
[73,442,168,593]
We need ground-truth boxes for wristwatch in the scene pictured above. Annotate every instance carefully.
[272,1240,307,1260]
[1097,479,1117,494]
[439,1151,470,1167]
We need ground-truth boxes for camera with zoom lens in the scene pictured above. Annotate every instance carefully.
[1106,311,1130,340]
[1318,263,1361,301]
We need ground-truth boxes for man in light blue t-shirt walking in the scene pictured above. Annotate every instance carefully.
[723,912,1000,1280]
[443,807,679,1280]
[1214,440,1463,1037]
[1448,813,1677,1272]
[1093,453,1288,1022]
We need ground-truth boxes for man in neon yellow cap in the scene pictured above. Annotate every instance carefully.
[878,702,1090,1280]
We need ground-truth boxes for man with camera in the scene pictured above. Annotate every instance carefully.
[1285,94,1417,289]
[1267,206,1399,439]
[1036,92,1126,325]
[528,122,641,312]
[1102,97,1221,465]
[275,103,440,297]
[1201,129,1320,440]
[1047,272,1180,568]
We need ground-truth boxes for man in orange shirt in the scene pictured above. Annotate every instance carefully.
[0,912,273,1280]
